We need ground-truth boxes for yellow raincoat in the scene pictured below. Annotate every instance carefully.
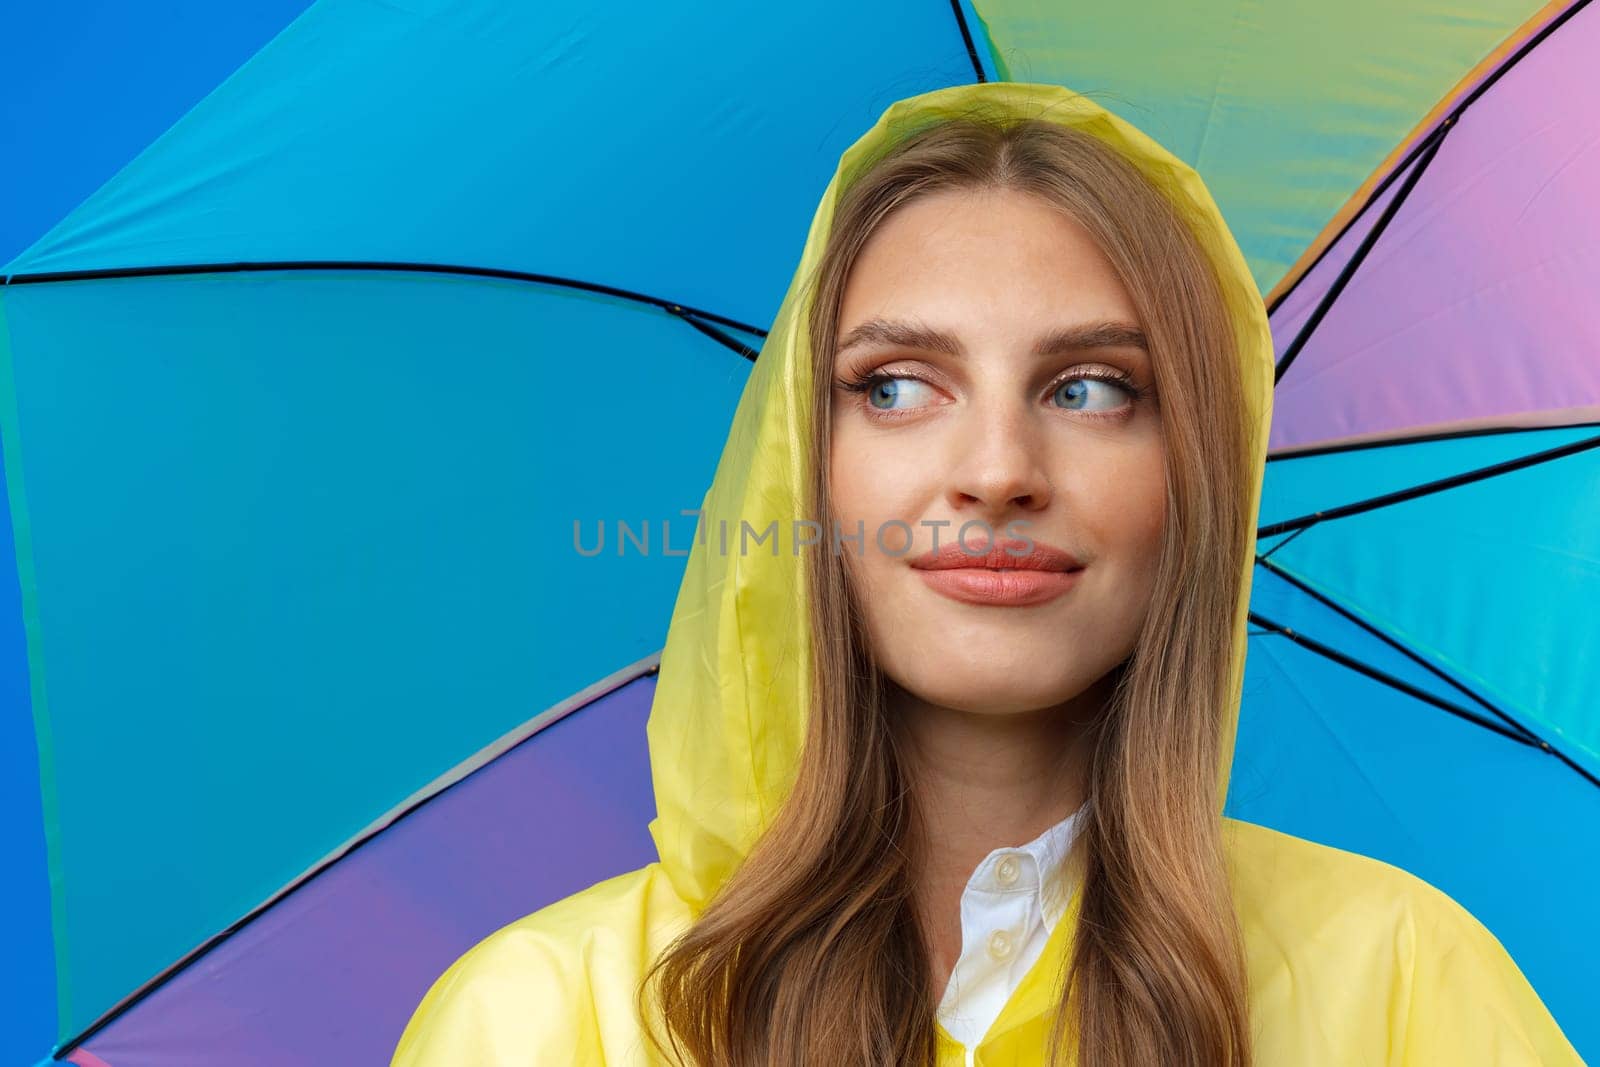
[391,82,1584,1066]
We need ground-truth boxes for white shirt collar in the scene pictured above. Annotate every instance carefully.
[936,800,1091,1060]
[963,799,1088,929]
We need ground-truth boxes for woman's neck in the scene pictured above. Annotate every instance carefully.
[890,677,1106,997]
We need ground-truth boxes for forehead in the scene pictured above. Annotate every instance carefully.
[837,187,1138,331]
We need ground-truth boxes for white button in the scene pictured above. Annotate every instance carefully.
[995,855,1020,887]
[987,929,1014,961]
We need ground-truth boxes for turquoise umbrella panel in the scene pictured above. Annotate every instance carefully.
[1258,424,1600,532]
[0,268,749,1038]
[0,420,53,1061]
[1257,430,1600,776]
[2,0,982,331]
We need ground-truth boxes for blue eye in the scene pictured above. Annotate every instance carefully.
[837,368,1143,419]
[860,375,936,411]
[1052,374,1136,412]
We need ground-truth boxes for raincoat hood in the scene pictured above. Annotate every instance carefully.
[644,80,1276,915]
[393,81,1583,1067]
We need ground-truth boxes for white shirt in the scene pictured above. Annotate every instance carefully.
[935,802,1089,1065]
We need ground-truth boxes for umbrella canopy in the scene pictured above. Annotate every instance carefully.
[1229,4,1600,1058]
[2,1,1592,1064]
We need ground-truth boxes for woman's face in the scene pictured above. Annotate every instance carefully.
[829,187,1166,716]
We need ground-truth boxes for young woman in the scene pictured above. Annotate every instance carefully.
[391,81,1581,1066]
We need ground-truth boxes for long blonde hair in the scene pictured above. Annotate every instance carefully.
[638,109,1255,1066]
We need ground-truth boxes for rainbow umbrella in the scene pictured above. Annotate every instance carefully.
[3,2,1594,1064]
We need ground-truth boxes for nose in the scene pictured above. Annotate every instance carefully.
[944,397,1054,520]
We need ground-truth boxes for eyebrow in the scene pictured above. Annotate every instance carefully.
[834,317,1149,360]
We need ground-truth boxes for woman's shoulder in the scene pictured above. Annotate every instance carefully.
[390,861,693,1066]
[1221,817,1583,1065]
[1223,815,1446,913]
[1222,815,1507,965]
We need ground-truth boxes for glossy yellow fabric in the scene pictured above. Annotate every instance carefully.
[391,82,1583,1066]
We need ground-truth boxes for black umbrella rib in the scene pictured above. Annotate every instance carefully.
[671,308,761,361]
[1249,610,1541,744]
[1259,554,1600,788]
[1248,608,1599,789]
[1266,0,1594,318]
[948,0,989,83]
[1273,119,1452,387]
[1256,555,1538,742]
[1255,523,1312,565]
[1256,430,1600,538]
[1,259,769,360]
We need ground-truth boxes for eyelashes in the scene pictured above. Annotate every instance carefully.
[834,366,1152,421]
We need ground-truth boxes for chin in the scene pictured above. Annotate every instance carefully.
[893,664,1088,717]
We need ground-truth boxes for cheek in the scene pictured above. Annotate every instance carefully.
[1076,438,1167,576]
[827,434,862,525]
[829,430,926,608]
[828,423,921,530]
[828,431,876,582]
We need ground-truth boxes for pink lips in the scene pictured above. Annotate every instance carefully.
[909,536,1085,607]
